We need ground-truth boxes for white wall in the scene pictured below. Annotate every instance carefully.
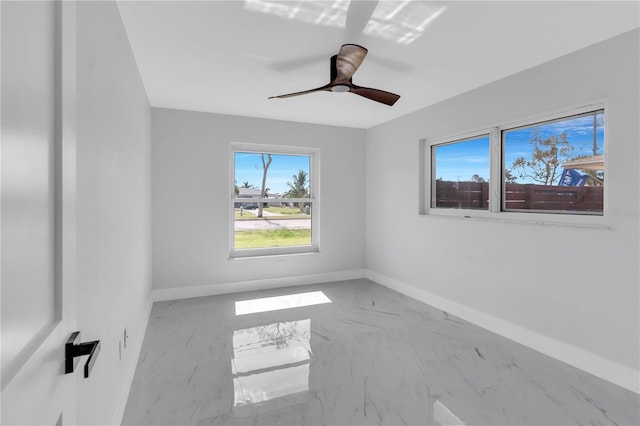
[365,30,639,391]
[151,108,366,296]
[76,1,151,424]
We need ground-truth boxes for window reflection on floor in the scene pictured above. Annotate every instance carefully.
[232,320,311,406]
[433,399,466,426]
[235,291,331,315]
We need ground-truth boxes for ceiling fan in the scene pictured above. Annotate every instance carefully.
[268,44,401,106]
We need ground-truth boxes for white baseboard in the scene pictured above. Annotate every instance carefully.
[151,269,367,302]
[111,297,154,425]
[365,270,640,395]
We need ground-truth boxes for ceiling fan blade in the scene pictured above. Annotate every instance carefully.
[350,85,400,106]
[269,55,325,72]
[366,54,414,73]
[268,84,331,100]
[345,0,379,40]
[335,44,367,81]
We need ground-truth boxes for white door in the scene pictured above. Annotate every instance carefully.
[1,1,78,424]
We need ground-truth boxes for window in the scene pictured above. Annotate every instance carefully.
[431,135,490,210]
[503,110,604,214]
[231,144,318,257]
[422,106,605,221]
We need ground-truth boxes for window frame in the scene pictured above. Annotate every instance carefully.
[425,130,494,214]
[229,142,319,258]
[420,103,607,226]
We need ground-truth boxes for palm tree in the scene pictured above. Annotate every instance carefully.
[285,170,309,210]
[504,169,517,183]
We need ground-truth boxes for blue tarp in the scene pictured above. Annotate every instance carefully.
[559,169,588,187]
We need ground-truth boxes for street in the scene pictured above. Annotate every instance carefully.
[235,209,311,230]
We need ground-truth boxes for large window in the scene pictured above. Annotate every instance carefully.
[422,106,605,221]
[231,144,317,257]
[503,110,604,213]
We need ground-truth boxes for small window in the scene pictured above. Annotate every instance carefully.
[431,135,490,210]
[231,145,317,257]
[503,110,604,214]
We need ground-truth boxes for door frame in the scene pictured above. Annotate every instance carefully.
[1,1,78,424]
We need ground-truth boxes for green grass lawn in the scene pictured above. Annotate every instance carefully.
[234,210,256,219]
[234,228,311,248]
[264,207,306,215]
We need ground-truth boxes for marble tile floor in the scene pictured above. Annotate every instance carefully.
[122,279,639,425]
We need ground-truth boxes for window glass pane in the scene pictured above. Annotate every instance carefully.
[234,152,310,198]
[234,152,312,250]
[431,136,490,209]
[234,201,312,249]
[503,111,604,214]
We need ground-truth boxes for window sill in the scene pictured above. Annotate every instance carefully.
[229,246,319,260]
[420,209,610,229]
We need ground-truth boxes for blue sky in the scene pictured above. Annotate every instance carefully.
[434,113,604,183]
[235,152,310,194]
[433,136,490,182]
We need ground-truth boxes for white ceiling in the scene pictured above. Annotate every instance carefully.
[116,1,639,129]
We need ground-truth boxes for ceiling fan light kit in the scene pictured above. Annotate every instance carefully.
[269,44,401,106]
[331,84,351,92]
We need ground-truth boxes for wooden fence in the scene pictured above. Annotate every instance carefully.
[434,181,489,209]
[434,181,603,212]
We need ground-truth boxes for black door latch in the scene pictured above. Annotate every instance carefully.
[65,331,100,378]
